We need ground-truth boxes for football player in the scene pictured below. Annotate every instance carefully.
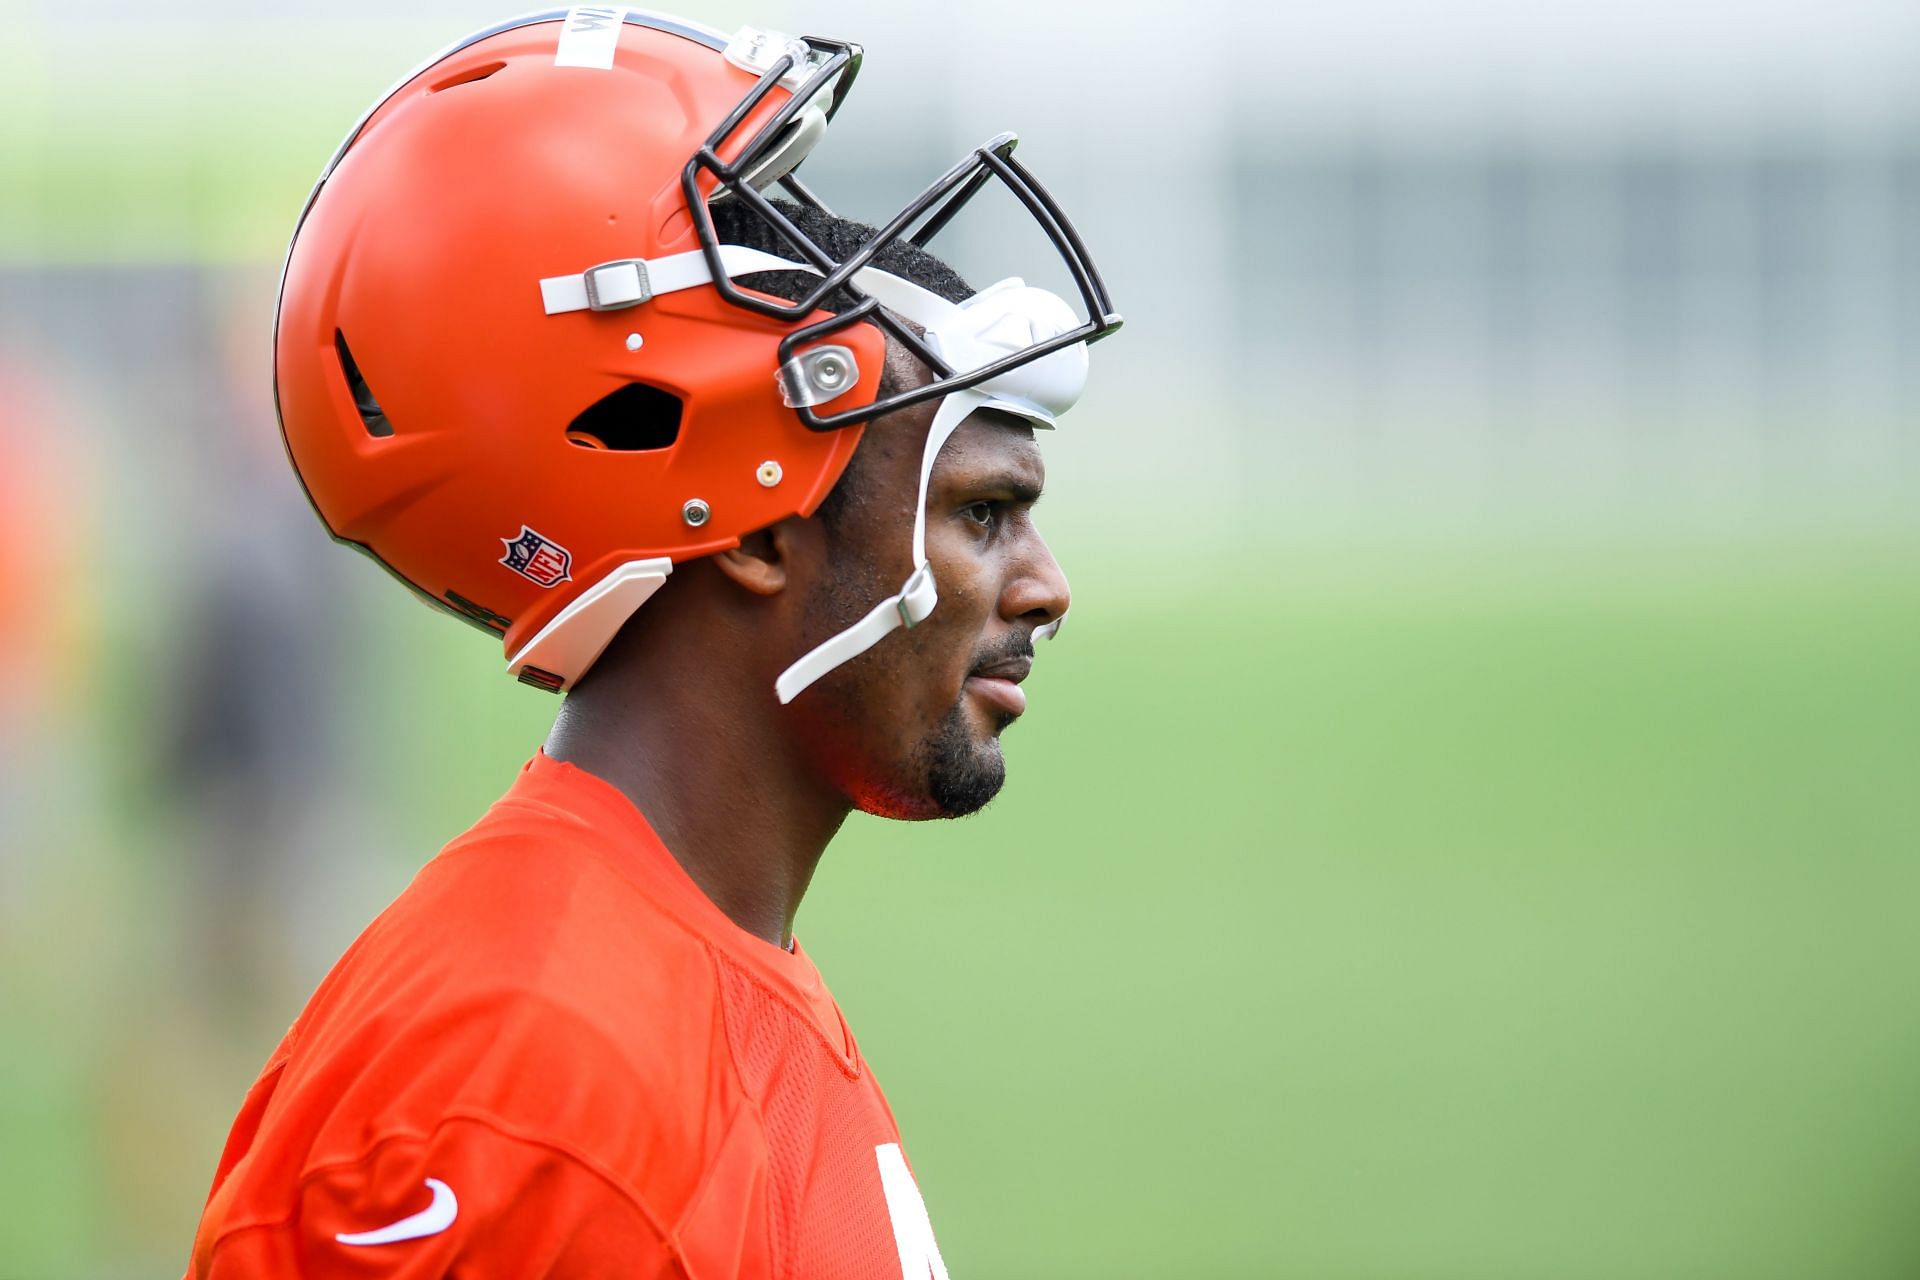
[187,8,1119,1277]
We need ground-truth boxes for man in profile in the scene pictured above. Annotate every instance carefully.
[188,8,1119,1277]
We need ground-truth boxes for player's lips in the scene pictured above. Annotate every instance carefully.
[965,656,1031,718]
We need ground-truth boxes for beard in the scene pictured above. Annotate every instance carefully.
[913,624,1033,818]
[914,698,1008,818]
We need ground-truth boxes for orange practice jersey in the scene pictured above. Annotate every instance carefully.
[188,753,950,1278]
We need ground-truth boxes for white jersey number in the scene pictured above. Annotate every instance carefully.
[875,1143,950,1280]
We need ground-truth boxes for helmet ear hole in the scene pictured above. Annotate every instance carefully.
[566,382,683,452]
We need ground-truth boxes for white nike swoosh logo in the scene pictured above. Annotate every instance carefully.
[335,1177,459,1246]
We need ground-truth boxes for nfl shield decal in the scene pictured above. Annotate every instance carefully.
[501,526,573,587]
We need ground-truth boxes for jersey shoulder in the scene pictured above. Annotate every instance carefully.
[249,797,743,1220]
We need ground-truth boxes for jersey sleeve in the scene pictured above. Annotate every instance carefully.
[192,1114,686,1279]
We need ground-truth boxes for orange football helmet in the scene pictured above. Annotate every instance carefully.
[276,8,1120,695]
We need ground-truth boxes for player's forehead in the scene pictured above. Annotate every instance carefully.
[935,409,1045,489]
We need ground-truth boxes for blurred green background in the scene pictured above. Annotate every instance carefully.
[4,3,1919,1277]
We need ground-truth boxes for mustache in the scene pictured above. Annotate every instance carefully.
[969,631,1035,673]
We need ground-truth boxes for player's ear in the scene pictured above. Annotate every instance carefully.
[710,523,794,597]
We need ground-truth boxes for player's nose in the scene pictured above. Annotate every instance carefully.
[1001,530,1070,632]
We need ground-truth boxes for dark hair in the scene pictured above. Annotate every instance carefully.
[707,198,973,533]
[708,196,974,318]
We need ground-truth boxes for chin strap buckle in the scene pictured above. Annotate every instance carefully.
[774,562,940,705]
[895,561,936,630]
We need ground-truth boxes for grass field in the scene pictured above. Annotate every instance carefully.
[6,541,1919,1277]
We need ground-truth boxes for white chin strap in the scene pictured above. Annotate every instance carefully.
[528,245,1088,699]
[774,385,982,704]
[542,244,869,316]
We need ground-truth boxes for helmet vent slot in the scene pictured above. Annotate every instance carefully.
[566,383,682,452]
[430,61,506,93]
[333,331,393,438]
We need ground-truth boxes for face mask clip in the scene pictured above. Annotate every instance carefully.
[778,344,862,408]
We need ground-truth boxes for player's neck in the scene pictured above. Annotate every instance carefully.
[541,630,848,951]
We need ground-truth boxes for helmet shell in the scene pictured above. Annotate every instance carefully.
[275,17,885,671]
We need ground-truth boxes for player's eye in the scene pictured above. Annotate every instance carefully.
[961,501,997,529]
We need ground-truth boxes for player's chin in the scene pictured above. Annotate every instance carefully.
[925,756,1005,819]
[852,743,1005,822]
[861,705,1010,821]
[922,723,1007,819]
